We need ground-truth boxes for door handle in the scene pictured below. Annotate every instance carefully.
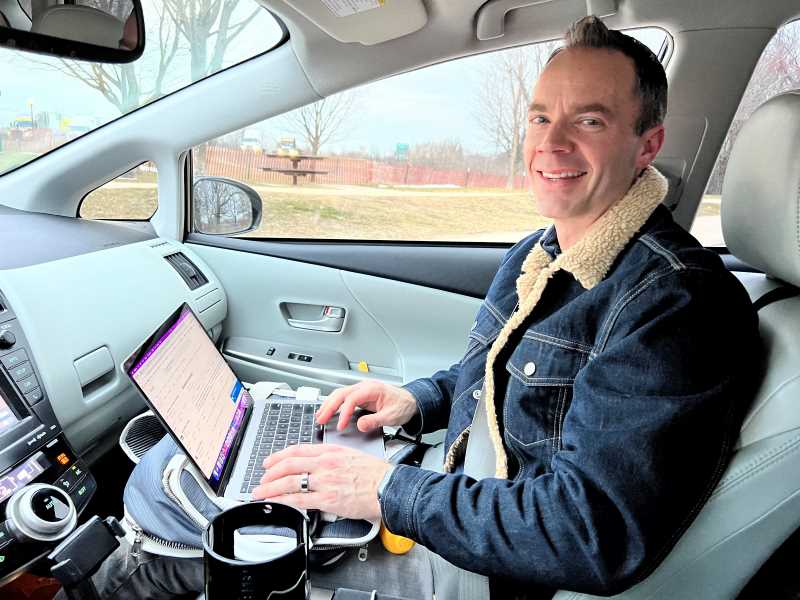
[287,306,346,332]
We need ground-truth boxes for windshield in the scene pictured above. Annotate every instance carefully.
[0,0,284,176]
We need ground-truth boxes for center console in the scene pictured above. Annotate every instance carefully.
[0,292,96,585]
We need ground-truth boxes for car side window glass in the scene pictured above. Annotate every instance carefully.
[693,20,800,247]
[79,161,158,220]
[192,28,667,242]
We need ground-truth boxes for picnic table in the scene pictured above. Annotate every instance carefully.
[260,153,328,185]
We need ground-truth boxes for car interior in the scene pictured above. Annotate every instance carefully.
[1,0,800,598]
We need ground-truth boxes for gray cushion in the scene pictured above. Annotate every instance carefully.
[722,92,800,286]
[31,5,123,48]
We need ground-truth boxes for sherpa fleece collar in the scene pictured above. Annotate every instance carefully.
[516,165,669,297]
[453,166,669,479]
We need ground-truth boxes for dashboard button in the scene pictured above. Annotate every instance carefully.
[10,362,33,382]
[16,374,39,395]
[0,348,28,369]
[24,388,43,405]
[55,462,86,493]
[70,474,96,511]
[0,522,11,549]
[69,462,87,481]
[0,331,15,350]
[55,475,74,493]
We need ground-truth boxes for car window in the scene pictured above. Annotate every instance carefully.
[692,20,800,248]
[192,28,668,243]
[80,161,158,220]
[0,0,284,177]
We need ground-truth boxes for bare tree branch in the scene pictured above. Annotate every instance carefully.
[282,92,360,155]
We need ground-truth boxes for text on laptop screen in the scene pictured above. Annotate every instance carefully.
[128,307,249,481]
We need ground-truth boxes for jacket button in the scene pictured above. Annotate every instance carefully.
[524,362,536,376]
[472,389,481,400]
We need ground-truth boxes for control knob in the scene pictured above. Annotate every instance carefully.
[0,330,15,350]
[6,483,77,543]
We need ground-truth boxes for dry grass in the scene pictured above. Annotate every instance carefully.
[246,183,549,242]
[83,181,550,242]
[75,181,724,242]
[80,185,158,220]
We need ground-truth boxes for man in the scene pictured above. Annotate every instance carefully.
[253,15,758,599]
[63,16,758,600]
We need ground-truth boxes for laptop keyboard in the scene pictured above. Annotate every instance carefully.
[241,402,322,494]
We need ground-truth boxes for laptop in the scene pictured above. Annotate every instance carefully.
[123,303,384,502]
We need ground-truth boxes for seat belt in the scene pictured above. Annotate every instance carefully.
[752,286,800,311]
[463,384,498,479]
[427,384,495,600]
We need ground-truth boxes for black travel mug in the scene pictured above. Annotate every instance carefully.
[203,501,309,600]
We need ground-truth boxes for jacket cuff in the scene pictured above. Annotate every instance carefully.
[379,464,436,539]
[402,379,442,436]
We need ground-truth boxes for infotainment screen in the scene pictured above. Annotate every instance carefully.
[0,392,18,436]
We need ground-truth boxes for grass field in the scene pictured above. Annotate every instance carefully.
[0,151,40,174]
[81,184,158,219]
[78,180,723,242]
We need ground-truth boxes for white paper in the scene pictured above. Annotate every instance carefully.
[321,0,383,18]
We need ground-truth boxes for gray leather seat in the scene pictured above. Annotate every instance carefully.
[554,91,800,599]
[31,4,124,47]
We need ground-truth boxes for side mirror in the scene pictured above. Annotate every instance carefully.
[0,0,144,63]
[193,177,263,236]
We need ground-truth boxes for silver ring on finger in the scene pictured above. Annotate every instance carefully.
[299,472,310,493]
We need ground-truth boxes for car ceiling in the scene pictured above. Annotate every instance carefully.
[262,0,800,97]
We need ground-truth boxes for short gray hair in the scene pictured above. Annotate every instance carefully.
[550,16,668,135]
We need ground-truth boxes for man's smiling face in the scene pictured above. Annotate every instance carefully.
[523,47,662,240]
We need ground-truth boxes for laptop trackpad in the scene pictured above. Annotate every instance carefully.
[324,409,384,458]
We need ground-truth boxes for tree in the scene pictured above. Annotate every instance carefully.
[163,0,260,81]
[41,2,179,114]
[475,42,559,189]
[283,92,359,156]
[42,0,260,115]
[409,139,465,170]
[705,23,800,194]
[193,178,252,233]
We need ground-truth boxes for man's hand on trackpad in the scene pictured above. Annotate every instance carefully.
[315,380,418,433]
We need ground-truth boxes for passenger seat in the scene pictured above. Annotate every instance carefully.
[554,91,800,599]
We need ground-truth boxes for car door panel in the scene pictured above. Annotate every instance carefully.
[187,233,508,299]
[187,242,488,393]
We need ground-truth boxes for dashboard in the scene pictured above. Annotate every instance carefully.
[0,205,228,583]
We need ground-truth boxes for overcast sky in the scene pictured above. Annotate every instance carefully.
[0,3,666,158]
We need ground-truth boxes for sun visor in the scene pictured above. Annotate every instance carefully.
[278,0,427,45]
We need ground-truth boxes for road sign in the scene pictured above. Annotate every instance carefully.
[395,143,409,161]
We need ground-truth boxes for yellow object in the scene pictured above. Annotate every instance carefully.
[357,360,369,373]
[379,523,415,555]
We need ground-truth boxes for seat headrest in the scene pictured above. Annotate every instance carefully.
[31,5,124,48]
[722,92,800,287]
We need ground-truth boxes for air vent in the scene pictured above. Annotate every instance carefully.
[164,253,208,290]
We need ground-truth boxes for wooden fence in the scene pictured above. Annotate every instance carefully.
[202,145,526,190]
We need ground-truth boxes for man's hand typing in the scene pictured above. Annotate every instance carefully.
[251,444,391,522]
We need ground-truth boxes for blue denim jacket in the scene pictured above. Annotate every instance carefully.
[379,171,760,595]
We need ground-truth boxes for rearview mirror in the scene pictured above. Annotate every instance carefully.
[193,177,263,236]
[0,0,144,63]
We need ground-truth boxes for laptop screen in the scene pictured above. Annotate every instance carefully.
[127,305,250,487]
